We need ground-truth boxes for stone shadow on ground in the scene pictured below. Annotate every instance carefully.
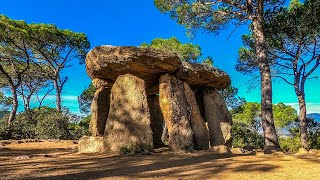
[0,148,280,180]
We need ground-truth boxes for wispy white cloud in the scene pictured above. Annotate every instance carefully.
[284,103,320,114]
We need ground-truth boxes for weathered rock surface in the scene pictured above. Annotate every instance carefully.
[104,74,153,153]
[176,62,231,90]
[83,45,234,153]
[209,145,232,155]
[159,74,194,151]
[90,87,110,137]
[86,46,181,87]
[78,136,105,153]
[183,83,210,150]
[92,78,113,89]
[203,89,232,148]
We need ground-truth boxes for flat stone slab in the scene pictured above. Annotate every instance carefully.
[86,46,181,86]
[176,62,231,89]
[86,46,231,90]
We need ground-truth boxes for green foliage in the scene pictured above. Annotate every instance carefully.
[232,102,297,130]
[154,0,284,36]
[219,86,246,109]
[232,102,261,131]
[68,115,91,139]
[232,122,264,149]
[0,107,87,140]
[279,136,301,152]
[141,37,202,62]
[119,143,152,155]
[0,91,12,110]
[237,0,320,77]
[280,117,320,151]
[33,108,70,139]
[78,83,96,114]
[273,103,298,128]
[202,56,214,66]
[307,118,320,149]
[0,112,36,139]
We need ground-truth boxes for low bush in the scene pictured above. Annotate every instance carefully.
[0,107,89,140]
[232,122,264,149]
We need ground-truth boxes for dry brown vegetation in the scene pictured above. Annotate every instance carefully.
[0,140,319,180]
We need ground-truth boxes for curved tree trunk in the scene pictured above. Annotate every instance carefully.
[8,86,18,126]
[252,6,279,148]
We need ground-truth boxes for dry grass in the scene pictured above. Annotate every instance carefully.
[0,140,319,180]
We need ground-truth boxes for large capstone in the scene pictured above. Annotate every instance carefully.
[176,62,231,90]
[90,87,110,137]
[183,83,210,150]
[159,74,194,151]
[104,74,153,153]
[86,46,181,87]
[203,88,233,148]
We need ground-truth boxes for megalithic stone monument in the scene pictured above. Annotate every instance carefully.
[79,45,232,154]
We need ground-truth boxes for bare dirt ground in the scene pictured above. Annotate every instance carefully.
[0,140,319,180]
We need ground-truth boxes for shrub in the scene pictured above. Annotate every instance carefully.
[119,143,152,154]
[279,136,301,152]
[69,114,91,139]
[34,109,70,139]
[0,107,71,140]
[232,122,264,149]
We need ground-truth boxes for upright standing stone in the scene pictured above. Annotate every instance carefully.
[147,95,165,148]
[203,89,233,148]
[184,83,210,150]
[90,87,110,137]
[159,74,194,151]
[104,74,153,153]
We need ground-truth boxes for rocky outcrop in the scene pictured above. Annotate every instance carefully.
[203,89,232,148]
[176,62,231,90]
[83,45,233,154]
[90,87,110,136]
[78,136,105,153]
[92,78,112,89]
[184,83,210,150]
[159,74,194,151]
[104,74,153,153]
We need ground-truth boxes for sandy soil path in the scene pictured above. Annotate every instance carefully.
[0,141,319,180]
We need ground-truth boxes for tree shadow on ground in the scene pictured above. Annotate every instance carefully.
[0,147,281,180]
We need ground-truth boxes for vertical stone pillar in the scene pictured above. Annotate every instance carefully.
[159,74,194,151]
[203,89,233,148]
[147,95,166,148]
[184,83,210,150]
[104,74,153,153]
[90,86,110,137]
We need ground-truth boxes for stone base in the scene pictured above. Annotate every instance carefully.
[78,136,105,153]
[209,145,232,155]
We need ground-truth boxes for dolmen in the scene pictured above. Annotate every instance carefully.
[78,46,233,154]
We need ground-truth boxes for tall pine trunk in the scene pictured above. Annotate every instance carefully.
[53,79,62,112]
[295,86,309,149]
[252,5,279,148]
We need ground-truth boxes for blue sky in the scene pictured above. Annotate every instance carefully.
[1,0,319,114]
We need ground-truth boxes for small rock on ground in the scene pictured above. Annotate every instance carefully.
[13,155,31,160]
